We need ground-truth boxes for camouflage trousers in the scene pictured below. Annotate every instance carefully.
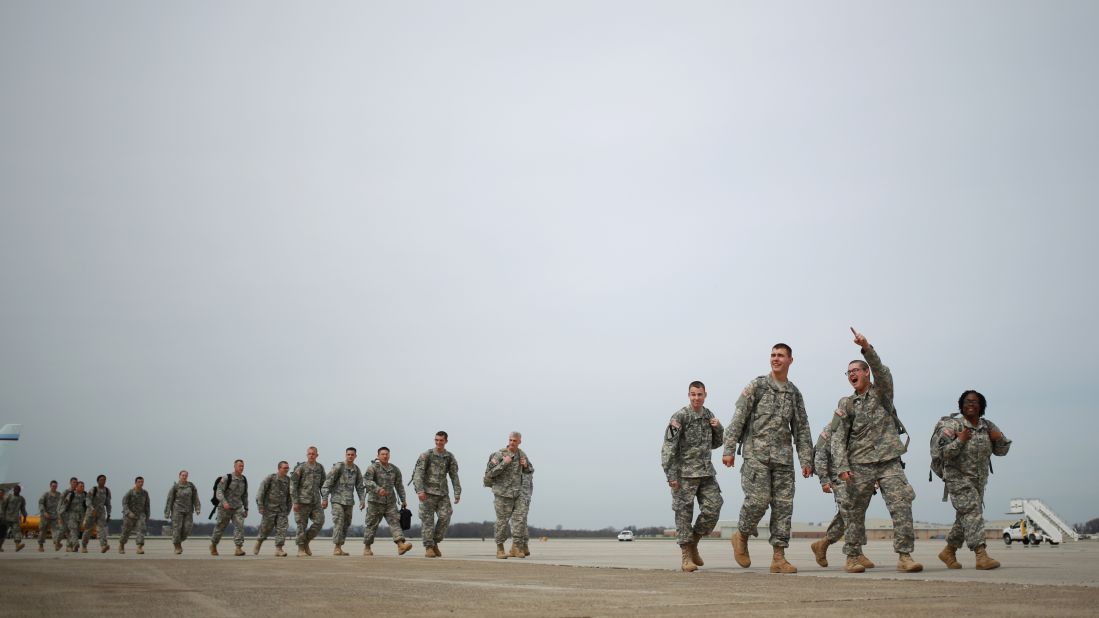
[418,494,452,548]
[295,502,325,547]
[364,500,404,545]
[513,494,532,545]
[737,459,794,547]
[170,510,195,544]
[330,503,354,545]
[823,480,866,545]
[843,458,915,556]
[672,476,723,546]
[493,495,527,545]
[38,515,62,546]
[83,509,109,547]
[120,514,147,545]
[211,507,245,547]
[944,475,987,550]
[257,509,289,547]
[66,512,85,549]
[0,518,20,544]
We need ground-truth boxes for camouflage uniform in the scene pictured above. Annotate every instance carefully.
[320,461,365,546]
[38,490,62,548]
[63,490,87,551]
[256,473,292,548]
[412,449,461,550]
[937,416,1012,549]
[814,417,865,545]
[662,406,724,546]
[832,346,916,557]
[83,485,112,549]
[0,492,27,547]
[362,460,409,546]
[514,469,534,548]
[55,487,76,547]
[119,488,151,546]
[723,375,813,547]
[485,447,535,546]
[211,474,248,547]
[291,461,326,547]
[164,481,202,544]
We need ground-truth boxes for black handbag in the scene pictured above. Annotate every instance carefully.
[399,507,412,531]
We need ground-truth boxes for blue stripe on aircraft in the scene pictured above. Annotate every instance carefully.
[0,434,20,440]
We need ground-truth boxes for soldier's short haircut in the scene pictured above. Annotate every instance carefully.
[689,380,706,391]
[96,474,106,482]
[307,446,318,453]
[346,447,357,454]
[69,477,77,483]
[77,481,85,488]
[848,360,869,371]
[377,447,390,454]
[278,461,289,468]
[179,470,188,477]
[958,390,987,417]
[50,480,58,485]
[509,431,522,439]
[135,476,143,482]
[436,431,448,440]
[234,459,244,465]
[772,343,793,355]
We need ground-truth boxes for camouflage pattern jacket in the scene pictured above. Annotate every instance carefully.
[832,347,905,475]
[813,413,844,486]
[122,488,150,519]
[412,449,461,499]
[723,375,813,470]
[215,474,248,511]
[662,405,722,482]
[321,462,365,506]
[39,491,61,517]
[485,448,534,498]
[363,461,407,506]
[1,494,27,521]
[256,474,292,513]
[165,482,201,518]
[938,416,1011,484]
[85,486,112,519]
[290,462,326,505]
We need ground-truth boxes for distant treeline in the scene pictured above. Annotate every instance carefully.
[1074,518,1099,534]
[109,520,667,538]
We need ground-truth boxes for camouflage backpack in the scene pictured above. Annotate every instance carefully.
[929,413,962,481]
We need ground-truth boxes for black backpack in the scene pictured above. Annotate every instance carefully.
[208,474,248,519]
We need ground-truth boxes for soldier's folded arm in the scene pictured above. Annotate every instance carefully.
[862,346,894,403]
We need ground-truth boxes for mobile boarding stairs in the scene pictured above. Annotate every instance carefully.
[1008,498,1080,544]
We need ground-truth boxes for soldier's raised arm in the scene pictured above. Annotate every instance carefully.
[989,421,1012,456]
[853,328,893,406]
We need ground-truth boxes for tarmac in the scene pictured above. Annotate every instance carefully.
[2,537,1098,617]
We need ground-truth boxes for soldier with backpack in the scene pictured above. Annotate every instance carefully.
[485,431,536,560]
[165,470,202,554]
[722,343,814,574]
[118,476,151,554]
[291,446,326,557]
[832,328,922,574]
[83,475,112,553]
[931,390,1011,570]
[661,382,723,572]
[810,415,869,569]
[321,447,365,556]
[362,446,413,556]
[55,478,79,551]
[210,459,248,556]
[412,431,461,557]
[255,461,292,557]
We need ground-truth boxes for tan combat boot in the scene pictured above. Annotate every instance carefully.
[253,540,263,555]
[845,555,866,573]
[522,543,530,557]
[118,543,126,554]
[397,541,412,555]
[770,545,797,574]
[209,543,218,556]
[15,542,24,552]
[855,554,875,569]
[896,552,923,572]
[274,546,287,557]
[731,531,751,568]
[174,543,182,555]
[433,543,442,557]
[38,544,45,552]
[234,546,245,556]
[136,545,144,555]
[938,544,962,569]
[509,542,521,558]
[363,544,374,556]
[333,544,348,556]
[303,541,312,556]
[425,546,437,558]
[496,543,508,559]
[680,545,699,572]
[515,543,527,559]
[810,538,832,567]
[80,544,89,553]
[100,544,109,553]
[974,544,1001,570]
[297,545,308,557]
[688,533,705,567]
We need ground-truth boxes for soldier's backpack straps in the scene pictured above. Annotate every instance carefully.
[736,377,767,455]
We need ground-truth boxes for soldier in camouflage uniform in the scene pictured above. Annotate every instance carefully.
[412,431,461,557]
[321,447,366,556]
[662,382,724,572]
[935,390,1011,570]
[255,461,292,557]
[65,481,88,552]
[165,470,202,554]
[54,477,79,550]
[514,463,534,557]
[362,446,413,556]
[291,446,327,557]
[37,480,62,552]
[0,485,28,552]
[119,476,151,554]
[722,344,813,574]
[485,431,535,560]
[83,475,112,553]
[832,329,922,573]
[810,416,868,568]
[210,459,249,556]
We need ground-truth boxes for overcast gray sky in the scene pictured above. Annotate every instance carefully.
[2,2,1096,531]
